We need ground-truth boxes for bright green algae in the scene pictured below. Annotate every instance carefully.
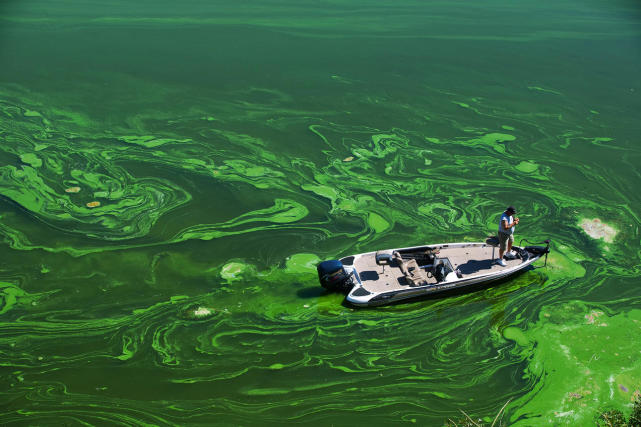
[1,0,641,425]
[507,302,641,425]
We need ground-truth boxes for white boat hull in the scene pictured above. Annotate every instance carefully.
[329,241,548,307]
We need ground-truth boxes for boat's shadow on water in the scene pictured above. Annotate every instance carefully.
[297,286,327,299]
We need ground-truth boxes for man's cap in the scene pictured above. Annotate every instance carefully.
[506,206,516,214]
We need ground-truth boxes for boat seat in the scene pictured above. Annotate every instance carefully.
[486,235,499,260]
[375,250,395,273]
[400,259,429,287]
[376,250,394,264]
[485,235,499,246]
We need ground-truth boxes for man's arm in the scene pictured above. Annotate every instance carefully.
[502,218,519,229]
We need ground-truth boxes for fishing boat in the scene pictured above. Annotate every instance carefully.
[317,237,550,307]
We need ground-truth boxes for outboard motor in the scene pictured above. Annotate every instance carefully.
[317,260,354,293]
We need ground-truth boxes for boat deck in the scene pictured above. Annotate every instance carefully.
[353,244,522,294]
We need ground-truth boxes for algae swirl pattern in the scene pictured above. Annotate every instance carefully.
[1,0,640,425]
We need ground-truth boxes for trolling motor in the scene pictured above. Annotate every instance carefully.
[519,238,551,266]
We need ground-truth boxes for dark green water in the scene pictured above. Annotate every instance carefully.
[1,0,640,424]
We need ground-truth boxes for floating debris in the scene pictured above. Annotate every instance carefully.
[65,187,81,193]
[579,218,617,243]
[220,262,246,281]
[180,305,216,320]
[192,307,212,317]
[585,310,604,324]
[343,156,354,162]
[86,201,101,208]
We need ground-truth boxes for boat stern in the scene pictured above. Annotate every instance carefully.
[345,284,374,306]
[317,259,356,293]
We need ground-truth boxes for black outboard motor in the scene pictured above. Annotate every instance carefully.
[317,260,354,293]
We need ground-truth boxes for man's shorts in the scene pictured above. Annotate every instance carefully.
[498,232,514,252]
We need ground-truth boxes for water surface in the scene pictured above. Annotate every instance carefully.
[1,0,640,424]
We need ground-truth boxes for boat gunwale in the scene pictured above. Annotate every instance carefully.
[344,241,542,306]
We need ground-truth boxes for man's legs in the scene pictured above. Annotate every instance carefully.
[506,234,514,255]
[497,233,508,265]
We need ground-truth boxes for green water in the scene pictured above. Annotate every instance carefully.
[1,0,640,424]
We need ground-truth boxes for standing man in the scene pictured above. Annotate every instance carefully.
[497,206,519,266]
